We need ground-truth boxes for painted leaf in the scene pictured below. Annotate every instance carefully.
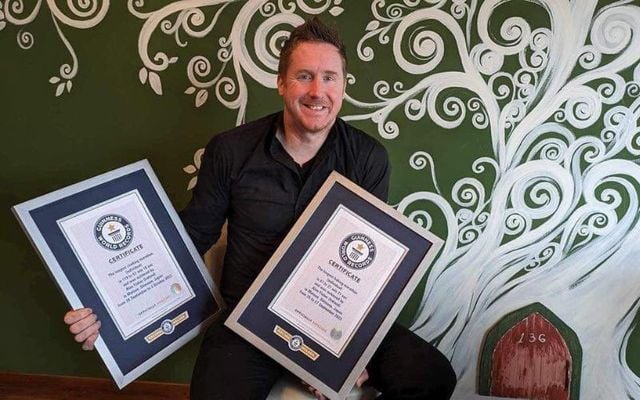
[365,20,380,31]
[148,71,163,95]
[329,6,344,16]
[138,67,148,85]
[66,80,72,92]
[55,83,65,97]
[184,86,196,95]
[195,89,208,108]
[183,164,197,174]
[169,56,178,64]
[194,148,205,168]
[49,76,60,84]
[187,176,197,191]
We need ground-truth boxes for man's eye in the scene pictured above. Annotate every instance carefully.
[297,74,312,81]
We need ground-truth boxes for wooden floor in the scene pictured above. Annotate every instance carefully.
[0,372,189,400]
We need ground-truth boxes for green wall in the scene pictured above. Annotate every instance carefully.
[3,1,640,398]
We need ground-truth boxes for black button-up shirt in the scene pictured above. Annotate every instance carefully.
[180,112,390,306]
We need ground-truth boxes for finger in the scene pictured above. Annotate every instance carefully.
[64,308,93,325]
[356,369,369,387]
[82,332,99,351]
[307,385,325,400]
[74,320,101,344]
[69,313,98,335]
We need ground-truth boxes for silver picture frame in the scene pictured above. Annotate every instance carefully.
[226,171,443,400]
[12,159,225,388]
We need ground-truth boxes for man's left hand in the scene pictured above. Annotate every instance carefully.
[303,369,369,400]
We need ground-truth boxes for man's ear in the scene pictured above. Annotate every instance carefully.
[277,75,284,96]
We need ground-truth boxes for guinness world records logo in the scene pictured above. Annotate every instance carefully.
[288,335,304,352]
[161,319,175,335]
[339,233,376,270]
[94,214,133,251]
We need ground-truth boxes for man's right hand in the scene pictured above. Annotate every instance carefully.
[63,308,101,351]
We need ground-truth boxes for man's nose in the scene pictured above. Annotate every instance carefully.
[308,78,321,97]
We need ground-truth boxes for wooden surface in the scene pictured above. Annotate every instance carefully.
[0,371,532,399]
[490,312,571,400]
[0,372,189,400]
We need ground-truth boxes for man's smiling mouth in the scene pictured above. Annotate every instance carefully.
[305,104,327,111]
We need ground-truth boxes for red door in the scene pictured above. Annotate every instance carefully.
[490,312,571,400]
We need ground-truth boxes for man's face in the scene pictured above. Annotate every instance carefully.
[277,41,345,137]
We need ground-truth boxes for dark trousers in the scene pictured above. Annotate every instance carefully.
[191,321,456,400]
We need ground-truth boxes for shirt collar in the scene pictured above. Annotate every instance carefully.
[268,111,339,164]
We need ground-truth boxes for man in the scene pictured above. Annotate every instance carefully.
[65,17,456,399]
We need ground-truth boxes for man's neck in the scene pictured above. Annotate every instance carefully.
[277,120,333,166]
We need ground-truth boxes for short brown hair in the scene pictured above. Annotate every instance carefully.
[277,17,347,76]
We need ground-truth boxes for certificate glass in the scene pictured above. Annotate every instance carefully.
[269,205,408,357]
[226,172,443,400]
[12,160,224,388]
[58,191,196,340]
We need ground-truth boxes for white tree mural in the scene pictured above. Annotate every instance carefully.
[160,1,640,397]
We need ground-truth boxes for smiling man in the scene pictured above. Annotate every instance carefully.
[276,39,345,166]
[64,17,456,400]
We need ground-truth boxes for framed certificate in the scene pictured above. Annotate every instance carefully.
[12,160,225,388]
[225,172,443,400]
